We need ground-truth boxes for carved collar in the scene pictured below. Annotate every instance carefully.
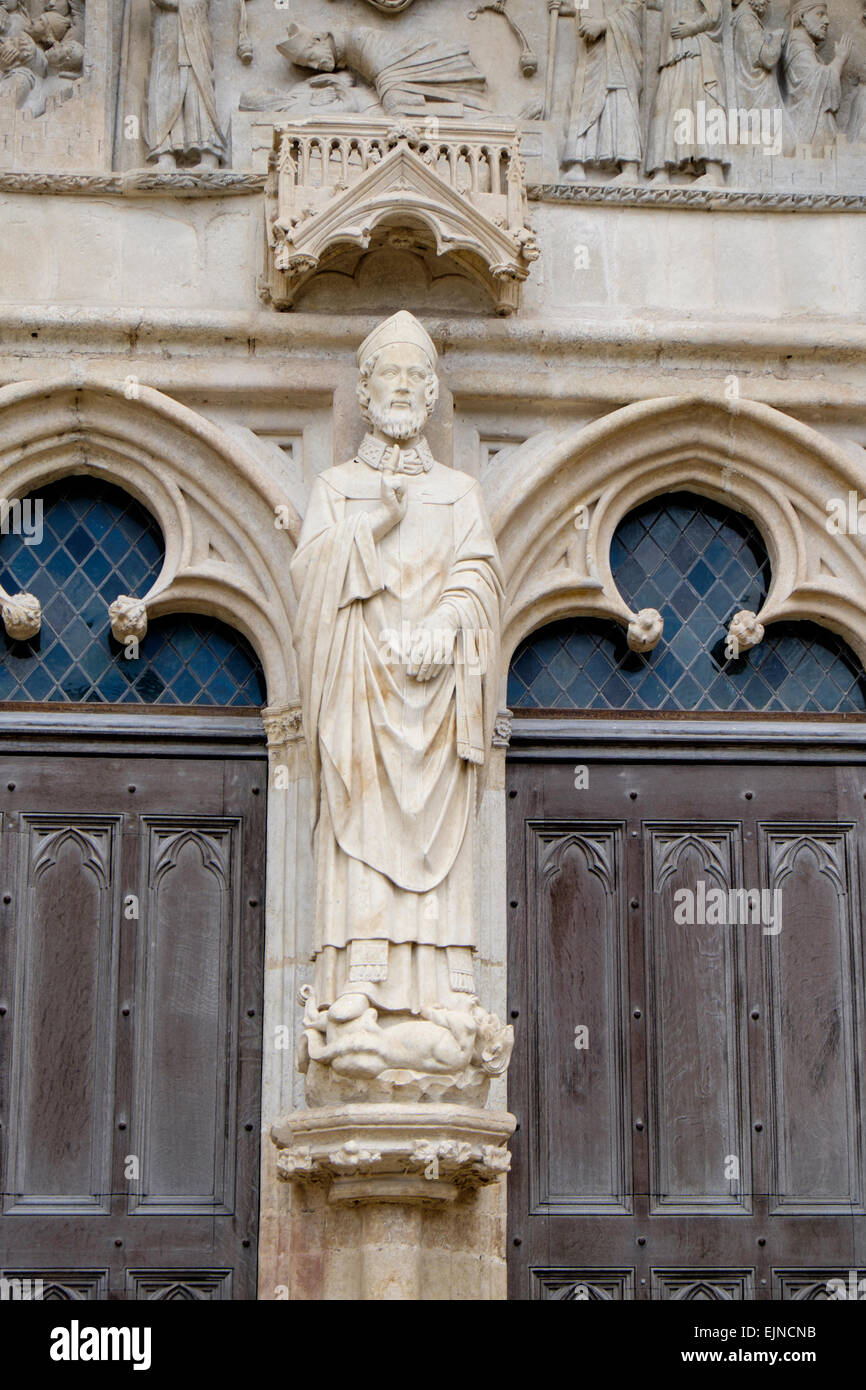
[356,433,434,475]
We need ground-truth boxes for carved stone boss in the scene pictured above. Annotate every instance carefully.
[272,312,515,1202]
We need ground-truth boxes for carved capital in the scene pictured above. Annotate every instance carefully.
[272,1103,515,1203]
[263,703,304,748]
[492,709,513,747]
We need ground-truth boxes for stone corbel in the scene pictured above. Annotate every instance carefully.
[273,1102,515,1204]
[0,586,41,640]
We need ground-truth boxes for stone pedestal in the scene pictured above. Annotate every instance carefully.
[272,1103,515,1204]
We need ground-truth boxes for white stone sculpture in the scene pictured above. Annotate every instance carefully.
[646,0,728,186]
[269,21,488,122]
[563,0,644,185]
[627,606,664,652]
[108,594,148,644]
[727,609,764,652]
[783,0,851,149]
[264,121,539,314]
[145,0,226,169]
[0,0,46,111]
[0,587,41,639]
[289,311,513,1107]
[732,0,791,152]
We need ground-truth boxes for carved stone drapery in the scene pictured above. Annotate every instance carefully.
[272,312,515,1205]
[263,119,539,314]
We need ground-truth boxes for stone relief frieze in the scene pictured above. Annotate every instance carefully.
[1,0,866,193]
[0,0,103,172]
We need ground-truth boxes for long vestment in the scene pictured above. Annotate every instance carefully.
[290,437,503,1014]
[332,27,488,117]
[646,0,728,172]
[783,28,840,146]
[564,0,643,167]
[731,6,794,153]
[145,0,226,161]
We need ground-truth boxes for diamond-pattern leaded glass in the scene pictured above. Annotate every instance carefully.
[508,492,866,713]
[0,478,265,706]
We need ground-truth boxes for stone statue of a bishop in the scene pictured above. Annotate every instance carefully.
[290,312,512,1103]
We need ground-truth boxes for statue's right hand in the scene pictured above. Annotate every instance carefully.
[380,469,407,519]
[370,470,408,541]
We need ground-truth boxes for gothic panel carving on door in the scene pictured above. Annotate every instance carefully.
[0,744,266,1300]
[507,744,866,1300]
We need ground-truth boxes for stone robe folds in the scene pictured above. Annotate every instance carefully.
[565,0,643,167]
[145,0,226,162]
[783,28,841,146]
[290,444,503,1016]
[318,27,487,118]
[732,5,794,154]
[646,0,728,172]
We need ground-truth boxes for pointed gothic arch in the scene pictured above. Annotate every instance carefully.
[0,376,301,707]
[488,395,866,679]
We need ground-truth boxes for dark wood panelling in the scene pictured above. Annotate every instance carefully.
[5,817,120,1215]
[645,826,750,1214]
[761,827,865,1215]
[0,746,266,1300]
[508,738,866,1300]
[132,820,239,1216]
[530,825,630,1215]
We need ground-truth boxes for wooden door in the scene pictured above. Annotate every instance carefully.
[507,727,866,1300]
[0,731,266,1300]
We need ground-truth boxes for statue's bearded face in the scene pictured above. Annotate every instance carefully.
[801,3,830,38]
[359,345,438,441]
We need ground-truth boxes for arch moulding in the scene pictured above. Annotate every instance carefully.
[487,395,866,678]
[0,376,301,710]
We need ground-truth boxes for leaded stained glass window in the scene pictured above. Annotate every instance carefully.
[508,492,866,713]
[0,478,266,706]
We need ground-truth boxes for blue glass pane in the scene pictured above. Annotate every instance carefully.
[0,477,265,706]
[508,492,866,713]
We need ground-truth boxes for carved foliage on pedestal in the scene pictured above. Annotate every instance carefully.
[272,1104,515,1204]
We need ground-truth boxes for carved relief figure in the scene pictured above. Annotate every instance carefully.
[645,0,728,185]
[848,5,866,141]
[0,0,46,111]
[782,0,851,147]
[28,0,84,75]
[290,312,512,1102]
[563,0,644,184]
[732,0,795,152]
[243,20,488,122]
[732,0,783,107]
[145,0,226,169]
